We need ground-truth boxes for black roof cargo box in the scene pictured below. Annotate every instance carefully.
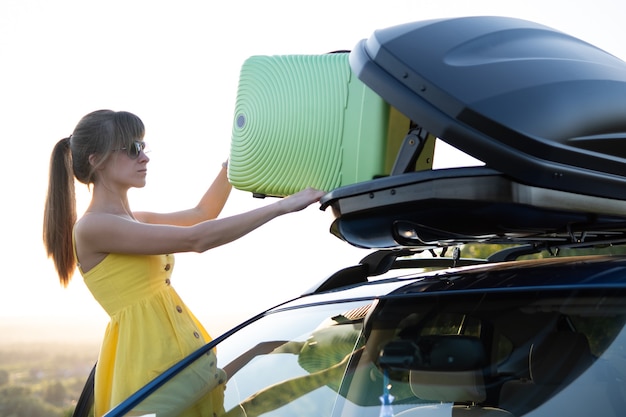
[350,16,626,199]
[321,16,626,249]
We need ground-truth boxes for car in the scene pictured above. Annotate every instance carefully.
[73,247,626,417]
[72,16,626,417]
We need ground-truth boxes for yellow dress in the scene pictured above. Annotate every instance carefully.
[79,252,225,417]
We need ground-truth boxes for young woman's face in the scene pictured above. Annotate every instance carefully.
[99,140,150,189]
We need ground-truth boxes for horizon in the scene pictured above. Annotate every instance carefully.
[2,0,625,349]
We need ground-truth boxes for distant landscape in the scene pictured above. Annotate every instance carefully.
[0,314,242,417]
[1,318,101,417]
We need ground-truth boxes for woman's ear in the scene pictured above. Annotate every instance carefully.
[88,153,100,168]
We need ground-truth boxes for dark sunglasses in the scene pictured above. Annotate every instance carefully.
[114,141,147,159]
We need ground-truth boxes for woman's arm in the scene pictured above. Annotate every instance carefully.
[74,187,325,257]
[134,163,232,226]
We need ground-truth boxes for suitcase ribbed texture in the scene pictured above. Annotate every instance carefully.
[229,54,401,196]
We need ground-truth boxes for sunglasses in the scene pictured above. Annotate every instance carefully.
[114,141,147,159]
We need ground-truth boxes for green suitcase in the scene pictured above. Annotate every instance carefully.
[228,53,413,197]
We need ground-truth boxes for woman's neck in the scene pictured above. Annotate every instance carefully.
[87,184,134,219]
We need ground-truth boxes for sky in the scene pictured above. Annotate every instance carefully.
[1,0,626,344]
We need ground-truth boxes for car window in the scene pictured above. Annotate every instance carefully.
[219,301,371,417]
[337,289,626,417]
[106,289,626,417]
[115,300,372,417]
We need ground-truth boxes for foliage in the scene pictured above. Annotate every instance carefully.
[460,242,626,261]
[460,243,518,260]
[44,381,67,407]
[0,369,8,387]
[0,385,63,417]
[0,343,97,417]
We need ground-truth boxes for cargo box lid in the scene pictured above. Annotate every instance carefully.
[321,16,626,250]
[348,16,626,200]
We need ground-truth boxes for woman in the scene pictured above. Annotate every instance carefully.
[43,109,325,417]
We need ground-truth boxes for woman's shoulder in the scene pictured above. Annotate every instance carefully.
[75,212,135,234]
[74,212,141,271]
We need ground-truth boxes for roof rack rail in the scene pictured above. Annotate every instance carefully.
[487,244,542,262]
[487,238,626,262]
[308,238,626,294]
[306,248,487,294]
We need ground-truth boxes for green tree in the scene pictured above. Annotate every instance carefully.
[460,243,516,260]
[44,380,67,407]
[0,385,61,417]
[460,242,626,261]
[0,369,9,386]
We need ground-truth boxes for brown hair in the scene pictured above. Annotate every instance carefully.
[43,110,145,286]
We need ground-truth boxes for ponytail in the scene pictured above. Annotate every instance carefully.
[43,110,145,286]
[43,136,77,286]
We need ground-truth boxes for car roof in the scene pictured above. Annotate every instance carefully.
[275,254,626,311]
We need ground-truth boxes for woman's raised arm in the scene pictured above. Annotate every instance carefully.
[134,163,232,226]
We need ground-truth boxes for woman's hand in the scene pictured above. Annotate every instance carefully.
[278,188,326,214]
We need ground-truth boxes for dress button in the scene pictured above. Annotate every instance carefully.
[176,305,183,313]
[165,278,171,285]
[164,264,171,271]
[193,331,200,338]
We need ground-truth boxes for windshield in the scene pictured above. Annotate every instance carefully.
[345,289,626,417]
[115,300,372,417]
[110,289,626,417]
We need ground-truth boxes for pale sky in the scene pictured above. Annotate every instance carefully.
[2,0,625,344]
